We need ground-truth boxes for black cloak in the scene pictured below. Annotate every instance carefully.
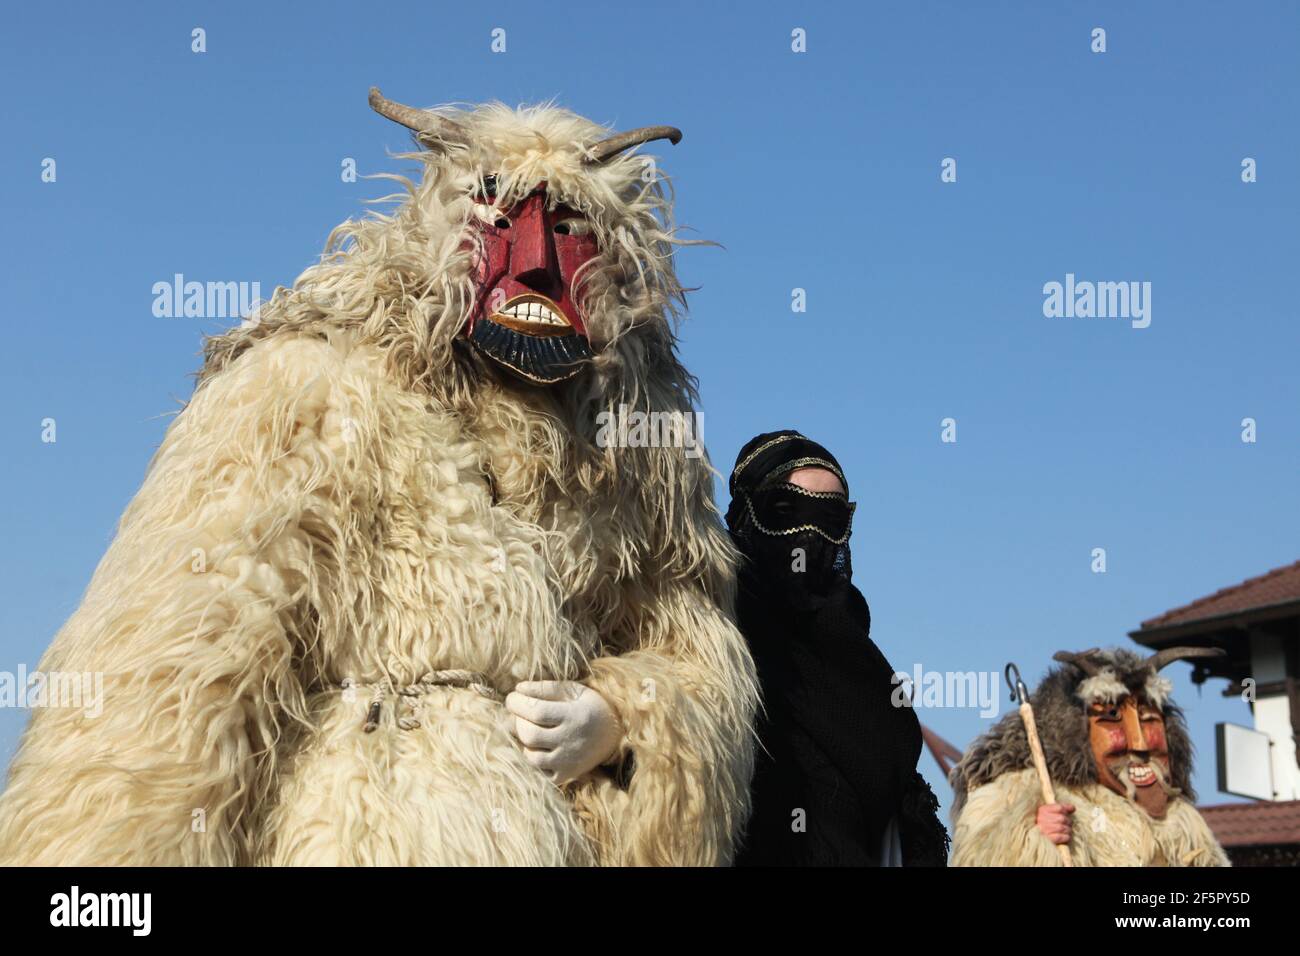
[726,430,948,866]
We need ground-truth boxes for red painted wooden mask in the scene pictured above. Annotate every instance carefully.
[365,88,684,385]
[466,177,599,385]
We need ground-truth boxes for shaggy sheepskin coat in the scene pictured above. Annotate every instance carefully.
[950,768,1229,867]
[0,101,758,866]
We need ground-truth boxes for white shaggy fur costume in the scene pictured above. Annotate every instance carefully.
[951,769,1227,867]
[0,101,758,866]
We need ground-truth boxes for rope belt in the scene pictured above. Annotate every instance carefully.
[342,670,504,733]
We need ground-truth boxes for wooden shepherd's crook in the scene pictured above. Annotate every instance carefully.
[1004,662,1073,867]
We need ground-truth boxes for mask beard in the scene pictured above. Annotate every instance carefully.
[467,312,592,384]
[1106,755,1174,819]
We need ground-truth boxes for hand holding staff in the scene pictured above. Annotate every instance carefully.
[1005,662,1073,867]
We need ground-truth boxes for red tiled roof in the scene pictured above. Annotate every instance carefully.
[1139,560,1300,630]
[1199,800,1300,847]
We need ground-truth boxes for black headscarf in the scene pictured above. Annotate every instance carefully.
[727,430,948,866]
[726,432,855,609]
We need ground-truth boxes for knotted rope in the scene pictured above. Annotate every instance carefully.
[342,670,504,733]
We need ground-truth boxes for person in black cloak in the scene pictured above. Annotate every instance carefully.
[726,430,949,866]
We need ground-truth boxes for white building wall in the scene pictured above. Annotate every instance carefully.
[1250,632,1300,801]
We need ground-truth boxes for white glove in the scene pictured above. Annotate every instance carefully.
[506,680,623,785]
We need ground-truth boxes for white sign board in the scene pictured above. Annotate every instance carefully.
[1216,722,1274,801]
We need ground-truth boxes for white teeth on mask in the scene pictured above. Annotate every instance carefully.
[501,300,567,327]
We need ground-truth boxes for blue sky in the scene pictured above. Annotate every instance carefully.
[2,0,1297,820]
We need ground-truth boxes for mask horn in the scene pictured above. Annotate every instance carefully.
[585,126,682,164]
[1144,646,1226,672]
[1052,648,1104,676]
[369,87,466,149]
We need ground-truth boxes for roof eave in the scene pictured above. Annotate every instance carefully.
[1130,597,1300,647]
